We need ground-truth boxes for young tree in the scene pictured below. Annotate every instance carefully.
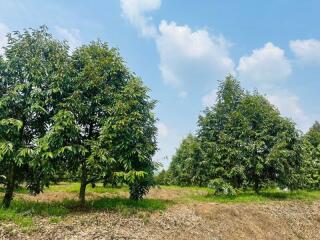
[0,27,69,208]
[154,169,169,185]
[197,75,245,188]
[99,78,158,200]
[168,134,205,186]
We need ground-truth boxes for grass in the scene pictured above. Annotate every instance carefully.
[0,190,170,231]
[192,189,320,203]
[45,182,128,194]
[1,183,320,232]
[0,198,71,231]
[0,207,34,231]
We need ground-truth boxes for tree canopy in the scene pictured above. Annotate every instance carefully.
[0,27,70,207]
[167,75,313,194]
[0,27,157,207]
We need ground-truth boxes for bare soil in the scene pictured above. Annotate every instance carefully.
[1,188,320,240]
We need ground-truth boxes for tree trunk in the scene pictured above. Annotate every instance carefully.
[79,161,87,206]
[2,165,15,208]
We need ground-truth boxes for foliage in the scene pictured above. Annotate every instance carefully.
[154,170,170,185]
[305,121,320,148]
[168,75,308,194]
[0,26,69,207]
[168,134,205,186]
[234,93,303,192]
[197,75,245,188]
[301,122,320,189]
[100,78,158,200]
[208,178,236,196]
[0,27,157,207]
[40,42,157,203]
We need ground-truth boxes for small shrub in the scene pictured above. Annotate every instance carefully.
[208,178,236,196]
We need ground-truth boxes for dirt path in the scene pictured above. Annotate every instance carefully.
[1,200,320,240]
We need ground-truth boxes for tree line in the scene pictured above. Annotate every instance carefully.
[158,76,320,195]
[0,26,157,208]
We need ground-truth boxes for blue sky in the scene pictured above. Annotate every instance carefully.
[1,0,320,168]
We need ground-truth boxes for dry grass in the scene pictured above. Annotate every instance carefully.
[1,184,320,240]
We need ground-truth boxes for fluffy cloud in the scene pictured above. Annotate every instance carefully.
[202,88,217,107]
[267,90,310,132]
[120,0,161,38]
[55,26,81,52]
[156,21,234,91]
[237,42,292,85]
[156,122,169,138]
[290,39,320,65]
[0,23,9,55]
[120,1,234,94]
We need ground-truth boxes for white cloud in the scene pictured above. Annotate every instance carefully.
[156,21,234,90]
[202,88,217,107]
[120,2,234,95]
[156,121,169,138]
[178,91,188,99]
[55,26,81,52]
[290,39,320,65]
[120,0,161,38]
[0,23,9,55]
[267,90,310,132]
[237,42,292,85]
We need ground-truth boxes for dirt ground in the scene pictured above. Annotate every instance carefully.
[1,188,320,240]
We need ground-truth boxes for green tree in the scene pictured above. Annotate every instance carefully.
[197,75,245,188]
[155,169,169,185]
[100,78,158,200]
[168,134,205,186]
[44,41,132,205]
[0,27,69,207]
[235,93,302,192]
[173,75,303,194]
[301,122,320,189]
[305,121,320,148]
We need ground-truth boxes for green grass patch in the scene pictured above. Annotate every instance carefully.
[0,195,170,231]
[49,216,62,224]
[160,185,209,191]
[45,182,128,195]
[192,189,320,203]
[0,198,71,231]
[0,207,34,231]
[0,185,29,194]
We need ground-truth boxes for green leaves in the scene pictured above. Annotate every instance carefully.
[0,118,23,128]
[28,41,158,202]
[0,26,157,207]
[99,77,157,199]
[115,171,148,184]
[0,26,70,207]
[168,134,205,186]
[169,75,307,194]
[301,122,320,189]
[0,140,14,160]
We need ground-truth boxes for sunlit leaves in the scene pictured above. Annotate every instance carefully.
[169,75,305,193]
[0,26,70,206]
